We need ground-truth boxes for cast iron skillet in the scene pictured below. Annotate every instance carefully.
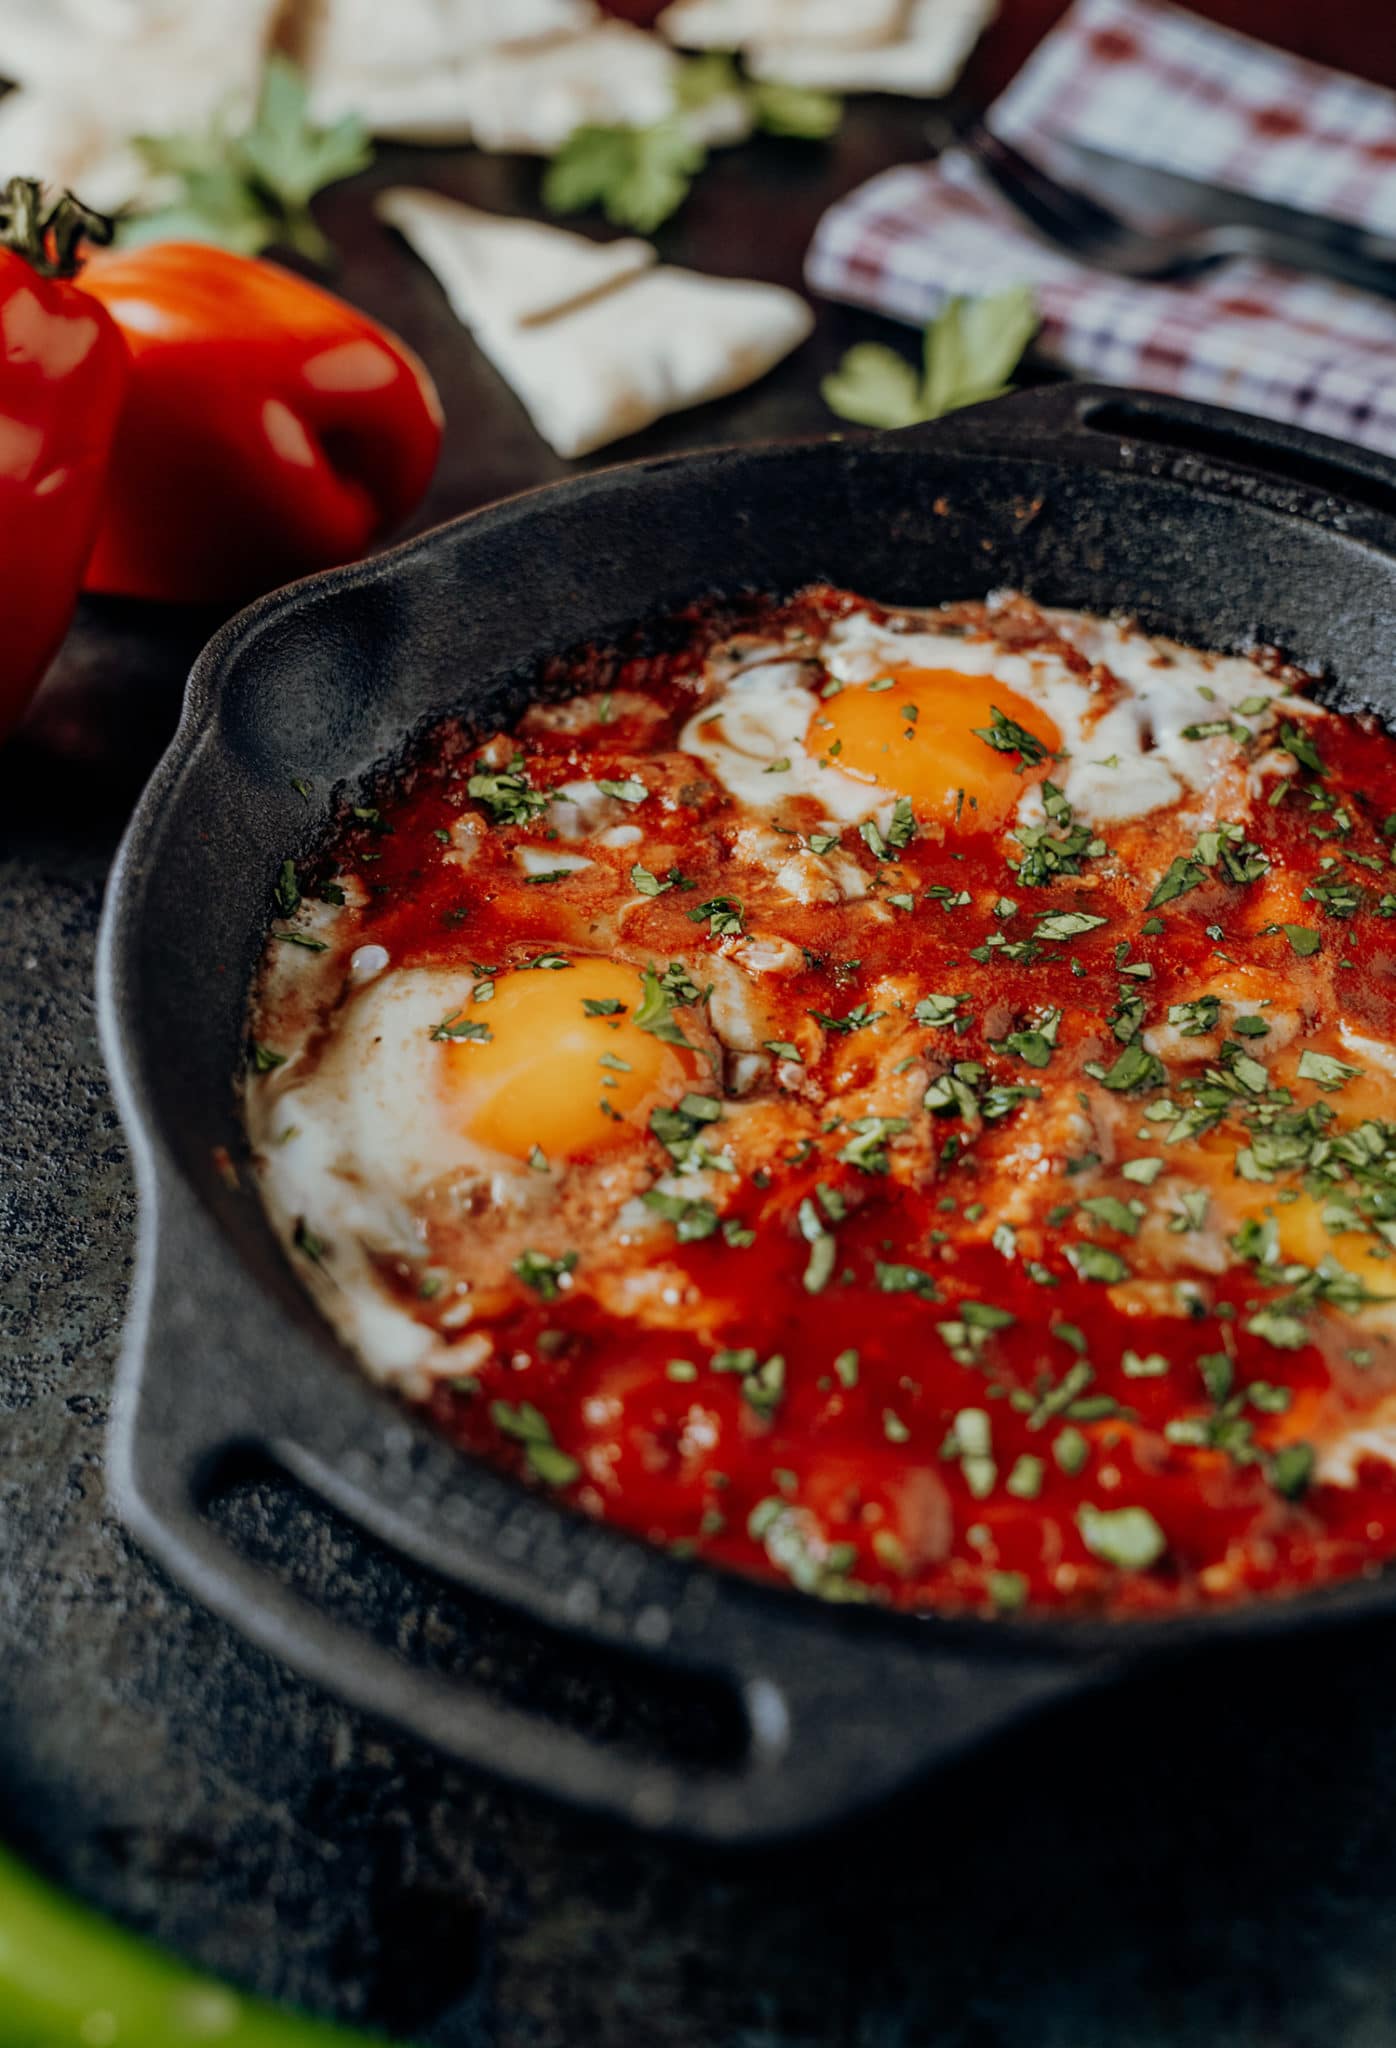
[98,382,1396,1845]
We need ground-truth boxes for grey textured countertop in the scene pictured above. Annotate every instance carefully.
[5,115,1396,2048]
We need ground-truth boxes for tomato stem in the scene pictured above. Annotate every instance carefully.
[0,177,115,278]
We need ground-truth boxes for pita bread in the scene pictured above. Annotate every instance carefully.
[0,1,277,209]
[291,0,599,78]
[379,189,812,458]
[376,187,654,326]
[658,0,906,52]
[745,0,996,92]
[310,17,740,153]
[459,22,689,155]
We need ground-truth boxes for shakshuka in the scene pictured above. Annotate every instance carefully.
[244,587,1396,1618]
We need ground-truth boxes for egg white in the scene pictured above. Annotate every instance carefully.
[678,651,899,825]
[249,969,542,1385]
[683,606,1330,833]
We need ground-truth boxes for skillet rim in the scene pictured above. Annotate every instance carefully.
[95,381,1396,1834]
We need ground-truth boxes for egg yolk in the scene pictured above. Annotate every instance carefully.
[438,956,702,1164]
[810,666,1061,829]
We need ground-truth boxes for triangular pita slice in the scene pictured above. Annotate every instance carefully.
[382,193,812,458]
[377,188,655,328]
[659,0,906,51]
[457,21,686,155]
[745,0,995,92]
[295,0,601,139]
[293,0,598,78]
[0,0,278,208]
[465,265,814,457]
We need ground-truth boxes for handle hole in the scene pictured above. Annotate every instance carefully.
[203,1453,750,1774]
[1081,398,1396,520]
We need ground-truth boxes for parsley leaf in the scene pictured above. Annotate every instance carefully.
[468,766,550,826]
[490,1398,580,1486]
[545,58,840,236]
[123,56,371,263]
[1076,1503,1166,1570]
[1067,1242,1131,1284]
[430,1012,493,1043]
[688,895,744,937]
[750,79,842,138]
[973,705,1050,769]
[273,858,300,917]
[512,1249,577,1302]
[1298,1049,1363,1091]
[1034,909,1108,943]
[641,1190,720,1242]
[631,863,674,897]
[838,1116,908,1174]
[1280,722,1325,776]
[543,119,705,234]
[821,286,1037,429]
[634,967,691,1048]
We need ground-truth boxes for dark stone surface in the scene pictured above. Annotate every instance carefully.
[7,97,1396,2048]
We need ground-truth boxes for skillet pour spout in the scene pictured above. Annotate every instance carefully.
[98,383,1396,1843]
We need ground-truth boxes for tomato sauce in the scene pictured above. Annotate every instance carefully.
[253,588,1396,1619]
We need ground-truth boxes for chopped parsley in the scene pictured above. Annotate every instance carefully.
[1298,1049,1363,1091]
[490,1399,580,1486]
[839,1116,908,1174]
[468,765,550,825]
[914,992,965,1028]
[430,1012,493,1043]
[997,1007,1062,1069]
[273,858,300,916]
[687,895,744,937]
[512,1249,578,1301]
[1076,1503,1166,1570]
[633,966,692,1047]
[972,705,1051,768]
[1279,722,1325,776]
[1034,909,1108,942]
[1067,1242,1131,1284]
[860,795,917,862]
[874,1260,939,1299]
[642,1190,720,1241]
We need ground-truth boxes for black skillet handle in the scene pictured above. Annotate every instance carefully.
[110,1183,1106,1846]
[909,380,1396,542]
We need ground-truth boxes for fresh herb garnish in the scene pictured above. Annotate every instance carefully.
[821,287,1037,429]
[687,895,744,937]
[490,1398,580,1486]
[468,765,550,826]
[1076,1503,1167,1570]
[642,1190,720,1241]
[123,55,371,263]
[512,1250,578,1302]
[430,1013,493,1043]
[973,705,1051,770]
[634,966,692,1047]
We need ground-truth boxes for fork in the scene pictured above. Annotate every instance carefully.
[959,122,1396,300]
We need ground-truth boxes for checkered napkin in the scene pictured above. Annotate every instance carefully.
[806,0,1396,455]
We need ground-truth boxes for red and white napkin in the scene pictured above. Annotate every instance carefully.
[806,0,1396,456]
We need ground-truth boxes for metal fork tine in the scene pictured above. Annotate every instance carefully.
[960,123,1126,245]
[953,119,1396,300]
